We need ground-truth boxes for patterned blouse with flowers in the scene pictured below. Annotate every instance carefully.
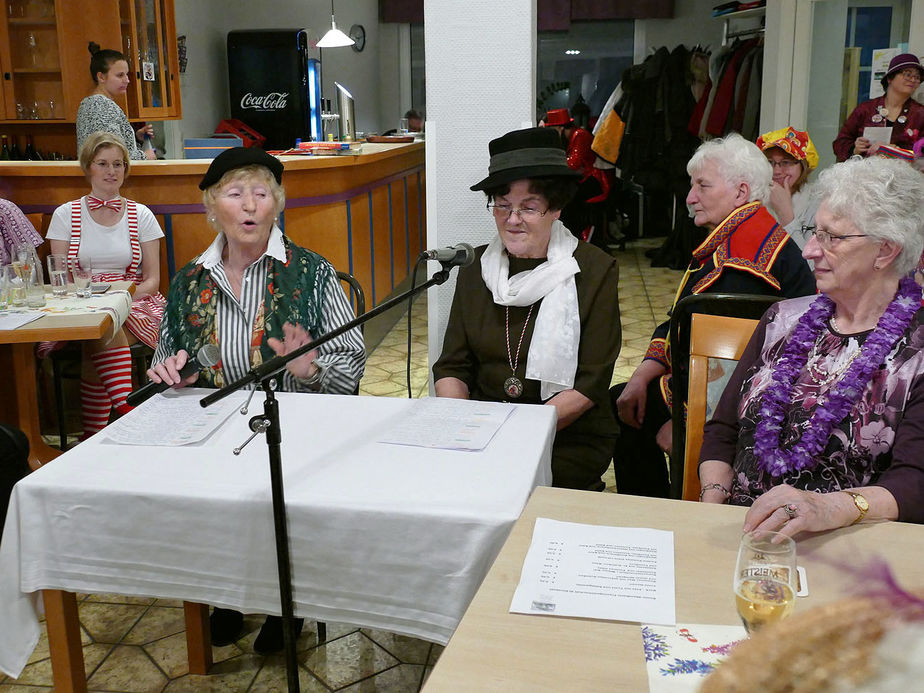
[699,295,924,523]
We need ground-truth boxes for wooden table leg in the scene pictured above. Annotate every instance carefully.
[8,343,62,468]
[183,601,212,674]
[43,589,87,693]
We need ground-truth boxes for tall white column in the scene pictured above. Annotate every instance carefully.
[423,0,537,384]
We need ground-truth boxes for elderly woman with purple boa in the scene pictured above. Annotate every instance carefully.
[699,157,924,537]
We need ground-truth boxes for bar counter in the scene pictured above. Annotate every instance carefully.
[0,142,426,306]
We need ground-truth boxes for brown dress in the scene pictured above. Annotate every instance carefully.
[433,242,621,490]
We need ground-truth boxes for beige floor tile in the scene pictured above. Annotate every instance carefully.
[84,594,157,606]
[160,654,263,692]
[77,602,147,644]
[85,645,166,692]
[123,606,186,645]
[361,629,432,665]
[303,631,399,690]
[247,661,328,692]
[338,663,426,692]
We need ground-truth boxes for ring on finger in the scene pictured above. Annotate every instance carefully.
[782,503,798,520]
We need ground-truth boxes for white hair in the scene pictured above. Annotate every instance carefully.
[814,157,924,276]
[686,132,772,205]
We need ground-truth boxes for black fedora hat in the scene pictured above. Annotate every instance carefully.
[199,147,284,190]
[470,127,580,191]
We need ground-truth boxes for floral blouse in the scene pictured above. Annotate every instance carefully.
[700,295,924,523]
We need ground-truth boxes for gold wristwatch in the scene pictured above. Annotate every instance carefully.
[843,491,869,525]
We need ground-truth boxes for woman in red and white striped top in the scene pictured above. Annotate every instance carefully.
[45,132,165,437]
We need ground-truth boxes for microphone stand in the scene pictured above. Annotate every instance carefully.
[199,263,453,693]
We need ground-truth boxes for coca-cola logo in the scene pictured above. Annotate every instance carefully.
[240,92,289,111]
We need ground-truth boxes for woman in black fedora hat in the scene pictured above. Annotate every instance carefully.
[433,127,622,491]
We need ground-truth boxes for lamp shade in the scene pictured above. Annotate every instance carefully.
[317,17,354,48]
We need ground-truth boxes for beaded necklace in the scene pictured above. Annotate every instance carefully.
[753,276,922,477]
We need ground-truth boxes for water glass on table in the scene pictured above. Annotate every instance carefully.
[734,531,797,634]
[0,265,15,309]
[47,254,68,296]
[72,262,92,298]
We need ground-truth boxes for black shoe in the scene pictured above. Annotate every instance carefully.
[254,615,304,655]
[209,607,244,646]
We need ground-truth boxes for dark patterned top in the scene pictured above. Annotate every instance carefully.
[700,296,924,523]
[0,199,42,264]
[76,94,145,160]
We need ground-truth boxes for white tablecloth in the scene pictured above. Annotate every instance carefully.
[0,392,555,678]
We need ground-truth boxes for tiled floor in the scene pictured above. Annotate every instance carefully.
[1,238,681,692]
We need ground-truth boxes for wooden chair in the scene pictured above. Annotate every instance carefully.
[668,292,781,498]
[681,313,760,501]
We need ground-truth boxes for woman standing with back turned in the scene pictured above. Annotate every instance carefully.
[76,42,155,160]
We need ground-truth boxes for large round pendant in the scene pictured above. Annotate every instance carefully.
[504,376,523,399]
[897,115,907,124]
[871,114,883,123]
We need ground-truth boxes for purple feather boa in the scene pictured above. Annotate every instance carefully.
[753,276,922,477]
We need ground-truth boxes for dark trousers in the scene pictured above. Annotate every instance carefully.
[609,379,671,498]
[0,424,30,543]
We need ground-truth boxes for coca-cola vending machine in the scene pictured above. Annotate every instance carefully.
[227,29,321,150]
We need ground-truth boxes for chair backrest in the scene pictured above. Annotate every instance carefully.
[336,270,366,324]
[682,313,759,501]
[668,292,780,498]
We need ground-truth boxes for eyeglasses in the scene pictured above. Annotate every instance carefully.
[487,203,548,221]
[768,159,801,169]
[898,69,923,82]
[802,226,868,248]
[92,159,125,170]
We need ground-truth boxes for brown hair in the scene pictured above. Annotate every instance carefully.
[88,42,127,83]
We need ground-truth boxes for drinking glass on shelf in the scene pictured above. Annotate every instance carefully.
[15,102,25,120]
[26,31,38,66]
[47,99,57,119]
[47,253,68,296]
[72,261,92,298]
[733,531,797,634]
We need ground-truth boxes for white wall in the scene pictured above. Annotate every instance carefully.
[424,0,536,381]
[169,0,389,154]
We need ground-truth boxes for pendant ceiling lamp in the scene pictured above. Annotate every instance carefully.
[316,0,354,48]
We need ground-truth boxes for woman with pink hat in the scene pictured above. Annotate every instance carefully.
[833,53,924,162]
[756,127,820,251]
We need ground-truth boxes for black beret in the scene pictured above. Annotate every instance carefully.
[198,147,284,190]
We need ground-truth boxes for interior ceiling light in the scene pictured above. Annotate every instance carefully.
[317,0,355,48]
[565,49,581,55]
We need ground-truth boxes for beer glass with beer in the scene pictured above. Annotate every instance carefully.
[734,531,797,634]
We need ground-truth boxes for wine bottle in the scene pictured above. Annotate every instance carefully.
[9,137,24,160]
[24,135,41,160]
[0,136,11,160]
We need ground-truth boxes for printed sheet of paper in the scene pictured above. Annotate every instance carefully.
[379,397,514,451]
[0,312,41,330]
[510,518,676,625]
[642,622,746,692]
[103,389,246,446]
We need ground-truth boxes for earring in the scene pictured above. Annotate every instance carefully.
[207,215,216,223]
[873,263,881,271]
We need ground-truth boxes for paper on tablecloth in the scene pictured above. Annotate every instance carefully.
[102,388,246,446]
[641,622,746,692]
[379,396,514,451]
[510,517,676,625]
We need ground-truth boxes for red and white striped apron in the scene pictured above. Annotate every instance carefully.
[67,197,166,349]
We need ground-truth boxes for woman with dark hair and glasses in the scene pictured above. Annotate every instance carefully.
[433,127,621,491]
[699,156,924,536]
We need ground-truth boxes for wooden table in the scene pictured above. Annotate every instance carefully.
[423,487,924,692]
[0,284,130,467]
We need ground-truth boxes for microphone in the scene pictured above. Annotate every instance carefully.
[423,243,475,267]
[126,344,221,406]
